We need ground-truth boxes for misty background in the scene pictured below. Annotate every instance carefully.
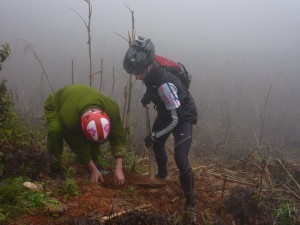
[1,0,300,158]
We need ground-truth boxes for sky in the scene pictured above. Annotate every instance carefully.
[1,0,300,146]
[1,0,300,85]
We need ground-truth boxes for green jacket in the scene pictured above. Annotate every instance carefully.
[44,84,127,167]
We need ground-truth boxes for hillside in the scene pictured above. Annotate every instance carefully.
[2,146,300,225]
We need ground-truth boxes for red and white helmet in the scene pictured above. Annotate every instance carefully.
[81,108,111,144]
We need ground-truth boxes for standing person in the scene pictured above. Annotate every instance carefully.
[44,84,127,186]
[123,36,198,222]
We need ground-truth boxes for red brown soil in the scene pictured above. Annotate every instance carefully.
[4,146,300,224]
[7,162,234,225]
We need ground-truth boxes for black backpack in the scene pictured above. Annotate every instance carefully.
[155,55,192,89]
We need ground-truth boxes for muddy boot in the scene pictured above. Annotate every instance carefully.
[185,192,196,223]
[180,168,196,223]
[155,170,168,179]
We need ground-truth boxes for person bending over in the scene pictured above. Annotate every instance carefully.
[44,84,127,185]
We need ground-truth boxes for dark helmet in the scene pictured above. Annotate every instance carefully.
[123,36,155,74]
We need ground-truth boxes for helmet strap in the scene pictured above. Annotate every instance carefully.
[144,64,153,79]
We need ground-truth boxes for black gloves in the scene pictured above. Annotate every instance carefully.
[141,93,151,107]
[144,133,156,148]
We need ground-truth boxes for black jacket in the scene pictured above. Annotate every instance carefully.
[143,61,198,124]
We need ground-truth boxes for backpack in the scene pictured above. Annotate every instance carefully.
[154,55,192,89]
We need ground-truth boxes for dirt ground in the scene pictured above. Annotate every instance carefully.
[3,145,300,224]
[7,145,299,225]
[6,161,235,225]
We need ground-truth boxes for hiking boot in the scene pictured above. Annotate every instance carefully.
[183,206,196,224]
[155,171,168,179]
[51,167,65,179]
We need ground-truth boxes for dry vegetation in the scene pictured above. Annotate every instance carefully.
[1,143,300,225]
[2,2,300,224]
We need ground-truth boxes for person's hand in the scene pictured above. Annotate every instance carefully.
[114,168,125,186]
[88,160,104,183]
[144,133,156,148]
[90,168,104,183]
[114,158,125,186]
[141,94,151,108]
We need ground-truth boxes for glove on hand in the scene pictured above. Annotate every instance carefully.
[141,93,151,107]
[144,133,156,148]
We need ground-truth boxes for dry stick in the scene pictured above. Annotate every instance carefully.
[252,127,260,146]
[113,4,136,155]
[123,2,135,41]
[18,40,54,93]
[229,147,258,170]
[71,59,74,84]
[280,183,300,200]
[206,121,218,146]
[258,82,273,145]
[192,165,208,170]
[112,31,128,43]
[254,159,269,224]
[99,58,103,91]
[62,2,93,86]
[124,75,133,134]
[264,159,272,186]
[277,159,300,192]
[278,104,292,149]
[146,107,155,180]
[86,0,93,86]
[109,66,115,97]
[100,204,152,222]
[34,52,53,93]
[122,5,136,150]
[246,157,300,200]
[207,171,255,186]
[122,82,128,123]
[218,176,227,214]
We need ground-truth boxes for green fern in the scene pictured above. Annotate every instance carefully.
[60,178,79,198]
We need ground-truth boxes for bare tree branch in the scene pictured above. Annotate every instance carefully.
[61,5,88,29]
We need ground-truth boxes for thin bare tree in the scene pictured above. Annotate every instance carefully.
[18,39,53,93]
[109,66,115,97]
[113,3,135,137]
[99,58,103,91]
[258,82,273,146]
[62,0,93,86]
[113,3,156,179]
[71,59,74,84]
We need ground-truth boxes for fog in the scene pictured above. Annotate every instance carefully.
[1,0,300,155]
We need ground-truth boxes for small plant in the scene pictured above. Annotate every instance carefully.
[203,220,213,225]
[17,190,50,209]
[126,185,137,198]
[0,209,9,223]
[0,177,60,221]
[60,178,79,198]
[65,166,77,178]
[274,202,293,225]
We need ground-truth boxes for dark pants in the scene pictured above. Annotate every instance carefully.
[152,114,195,207]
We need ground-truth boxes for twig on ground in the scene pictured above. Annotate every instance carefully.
[100,204,152,222]
[207,171,255,186]
[277,159,300,192]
